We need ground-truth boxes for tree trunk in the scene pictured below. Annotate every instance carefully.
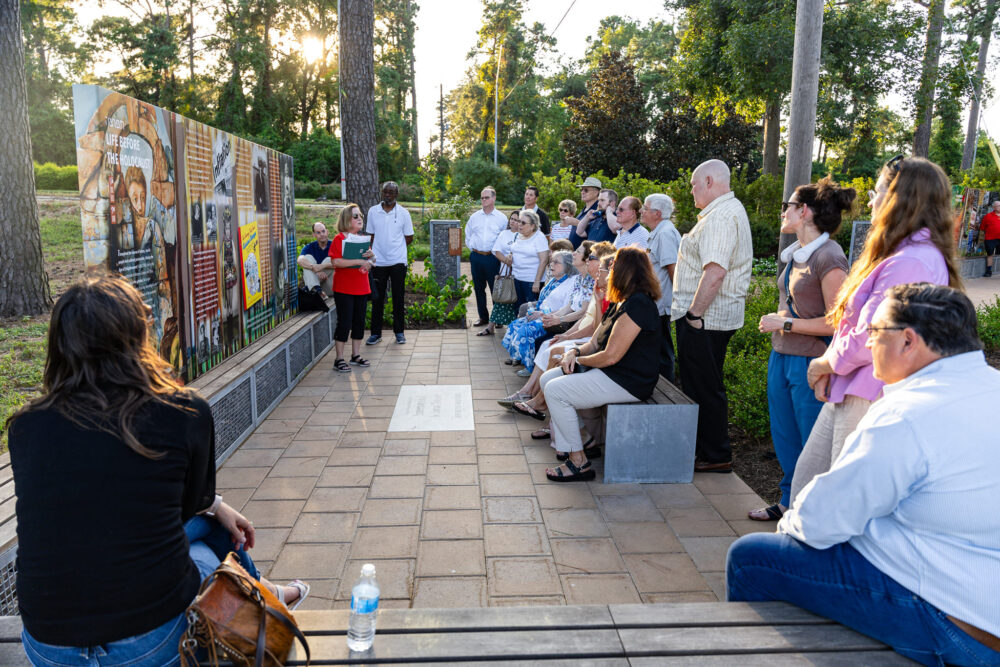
[962,0,998,170]
[781,0,824,258]
[912,0,946,158]
[340,0,379,211]
[0,0,51,316]
[762,97,781,176]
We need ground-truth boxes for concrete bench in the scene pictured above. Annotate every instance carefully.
[0,602,915,664]
[602,376,698,484]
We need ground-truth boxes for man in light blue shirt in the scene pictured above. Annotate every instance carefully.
[643,193,681,382]
[727,283,1000,666]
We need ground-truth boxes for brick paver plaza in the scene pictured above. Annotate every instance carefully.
[214,319,774,611]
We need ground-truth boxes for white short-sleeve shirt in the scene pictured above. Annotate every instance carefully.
[510,232,549,282]
[366,203,414,266]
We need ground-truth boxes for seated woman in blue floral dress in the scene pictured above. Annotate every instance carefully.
[502,246,595,371]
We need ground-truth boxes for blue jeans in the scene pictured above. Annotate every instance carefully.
[727,532,1000,666]
[21,517,250,666]
[469,252,500,321]
[766,350,823,508]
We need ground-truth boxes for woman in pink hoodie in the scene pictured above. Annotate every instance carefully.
[789,157,963,505]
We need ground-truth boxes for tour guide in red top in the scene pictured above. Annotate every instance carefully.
[329,203,375,372]
[981,200,1000,277]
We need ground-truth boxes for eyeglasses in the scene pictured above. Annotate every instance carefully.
[781,201,806,214]
[867,324,906,338]
[886,154,904,173]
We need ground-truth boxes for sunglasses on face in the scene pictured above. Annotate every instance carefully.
[781,201,806,214]
[352,213,363,219]
[558,207,569,212]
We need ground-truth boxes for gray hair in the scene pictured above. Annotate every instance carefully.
[884,283,981,357]
[519,209,540,231]
[550,249,577,276]
[644,193,674,221]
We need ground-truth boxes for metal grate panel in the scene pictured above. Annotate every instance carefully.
[212,377,253,465]
[254,352,288,415]
[311,317,330,358]
[288,332,312,380]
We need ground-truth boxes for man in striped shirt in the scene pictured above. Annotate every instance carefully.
[671,160,752,474]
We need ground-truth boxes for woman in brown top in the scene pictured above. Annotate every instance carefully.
[750,177,853,521]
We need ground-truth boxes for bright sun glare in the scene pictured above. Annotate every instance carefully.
[302,37,324,65]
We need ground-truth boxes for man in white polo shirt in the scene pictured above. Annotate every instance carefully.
[465,186,509,326]
[365,181,414,345]
[671,159,752,474]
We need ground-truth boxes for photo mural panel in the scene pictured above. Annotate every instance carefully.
[73,84,297,381]
[72,84,183,368]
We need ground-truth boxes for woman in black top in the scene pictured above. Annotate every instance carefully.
[536,247,661,482]
[8,276,307,666]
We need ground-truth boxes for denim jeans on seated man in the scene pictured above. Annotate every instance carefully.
[21,525,222,667]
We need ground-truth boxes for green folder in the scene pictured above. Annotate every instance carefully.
[343,234,372,260]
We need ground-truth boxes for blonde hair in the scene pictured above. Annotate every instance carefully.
[337,204,360,233]
[829,158,961,326]
[559,199,577,216]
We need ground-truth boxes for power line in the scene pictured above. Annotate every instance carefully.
[499,0,578,105]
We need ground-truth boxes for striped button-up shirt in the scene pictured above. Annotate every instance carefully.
[614,222,650,250]
[670,191,752,330]
[779,351,1000,637]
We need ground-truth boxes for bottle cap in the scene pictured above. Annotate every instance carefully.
[361,563,376,577]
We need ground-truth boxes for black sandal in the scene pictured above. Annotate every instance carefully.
[546,459,595,483]
[350,354,370,367]
[556,441,602,462]
[334,358,351,373]
[512,401,546,421]
[748,504,785,521]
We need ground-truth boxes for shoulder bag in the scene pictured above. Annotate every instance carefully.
[180,553,311,667]
[493,262,517,304]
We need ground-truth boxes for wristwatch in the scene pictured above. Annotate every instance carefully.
[783,318,794,333]
[684,311,704,324]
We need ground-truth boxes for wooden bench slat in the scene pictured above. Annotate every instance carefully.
[630,652,915,665]
[618,624,890,655]
[610,601,830,627]
[351,661,629,667]
[287,628,624,664]
[296,605,614,634]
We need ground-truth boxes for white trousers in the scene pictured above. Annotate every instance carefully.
[539,367,639,452]
[534,337,589,372]
[300,256,334,296]
[788,395,873,507]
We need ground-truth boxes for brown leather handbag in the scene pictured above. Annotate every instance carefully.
[179,553,311,667]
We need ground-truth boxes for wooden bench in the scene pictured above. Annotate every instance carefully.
[0,602,915,664]
[602,376,698,484]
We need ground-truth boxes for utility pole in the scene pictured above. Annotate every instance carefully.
[780,0,824,256]
[439,84,444,155]
[494,42,503,166]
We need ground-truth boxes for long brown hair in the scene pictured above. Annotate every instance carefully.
[607,247,661,303]
[829,158,961,325]
[6,275,190,459]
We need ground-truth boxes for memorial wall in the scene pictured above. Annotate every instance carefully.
[72,84,298,381]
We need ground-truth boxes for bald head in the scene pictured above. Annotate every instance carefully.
[690,159,732,209]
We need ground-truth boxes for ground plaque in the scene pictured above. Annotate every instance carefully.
[429,219,461,287]
[388,384,474,432]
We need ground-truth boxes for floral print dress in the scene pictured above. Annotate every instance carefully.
[501,274,595,371]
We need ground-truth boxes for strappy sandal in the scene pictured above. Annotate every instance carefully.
[277,579,310,611]
[748,504,785,521]
[497,392,531,409]
[476,328,493,336]
[350,354,370,367]
[546,459,595,483]
[334,358,351,373]
[512,401,546,421]
[530,428,551,440]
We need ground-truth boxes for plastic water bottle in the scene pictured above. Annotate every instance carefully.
[346,563,379,651]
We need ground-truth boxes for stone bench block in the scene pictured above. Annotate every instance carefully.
[603,403,698,484]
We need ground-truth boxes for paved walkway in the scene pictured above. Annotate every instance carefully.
[215,324,771,611]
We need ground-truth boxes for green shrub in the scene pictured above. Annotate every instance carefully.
[724,278,779,439]
[286,129,341,183]
[34,162,78,190]
[977,296,1000,351]
[450,157,521,204]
